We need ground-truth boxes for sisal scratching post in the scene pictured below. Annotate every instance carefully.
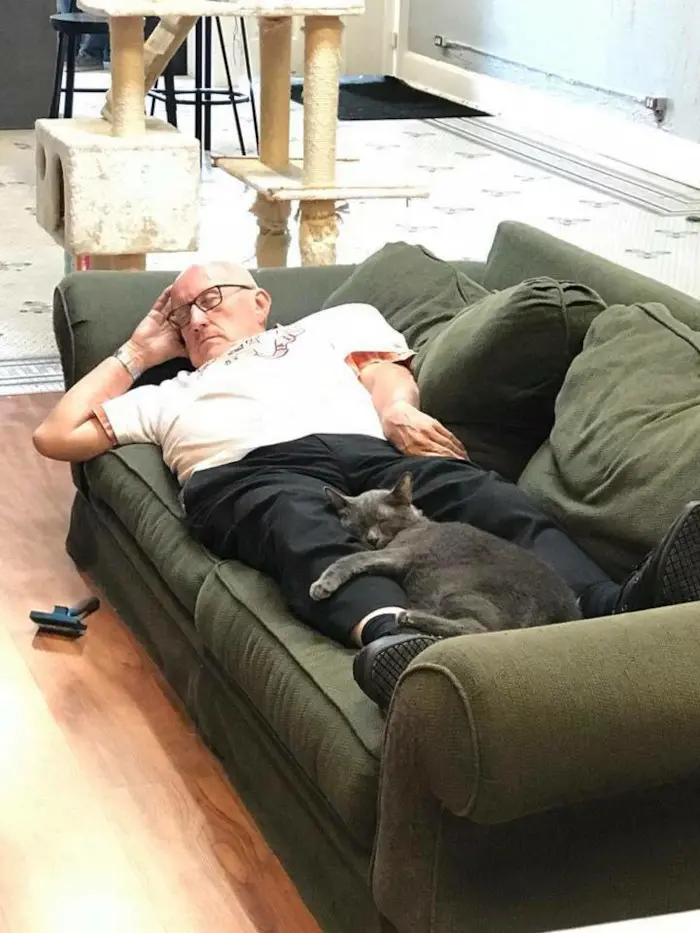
[253,17,292,268]
[252,197,291,268]
[102,16,197,123]
[91,254,146,270]
[90,15,147,271]
[299,15,342,266]
[109,16,147,137]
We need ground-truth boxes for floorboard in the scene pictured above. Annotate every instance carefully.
[0,393,321,933]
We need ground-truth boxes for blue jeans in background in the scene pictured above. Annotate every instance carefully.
[56,0,110,64]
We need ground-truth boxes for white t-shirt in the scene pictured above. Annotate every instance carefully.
[95,303,414,484]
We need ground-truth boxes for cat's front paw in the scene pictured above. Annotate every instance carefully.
[309,575,336,601]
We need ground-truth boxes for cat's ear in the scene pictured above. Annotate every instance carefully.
[324,486,350,513]
[391,472,413,505]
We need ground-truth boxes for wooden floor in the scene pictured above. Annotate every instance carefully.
[0,393,321,933]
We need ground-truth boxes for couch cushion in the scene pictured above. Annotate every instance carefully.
[483,221,700,325]
[519,302,700,580]
[195,562,384,849]
[83,444,216,614]
[321,242,488,353]
[414,277,606,481]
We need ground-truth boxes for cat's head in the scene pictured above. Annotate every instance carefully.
[324,472,423,549]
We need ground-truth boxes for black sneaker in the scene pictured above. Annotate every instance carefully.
[617,501,700,612]
[353,632,439,711]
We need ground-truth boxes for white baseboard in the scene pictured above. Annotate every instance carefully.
[395,50,700,191]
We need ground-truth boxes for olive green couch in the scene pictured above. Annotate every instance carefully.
[53,221,700,933]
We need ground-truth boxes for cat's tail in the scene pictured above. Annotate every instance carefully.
[398,609,489,638]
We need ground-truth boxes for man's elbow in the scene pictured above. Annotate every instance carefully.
[33,424,60,459]
[33,423,74,461]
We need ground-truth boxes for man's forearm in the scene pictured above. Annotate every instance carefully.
[362,361,420,420]
[34,340,143,451]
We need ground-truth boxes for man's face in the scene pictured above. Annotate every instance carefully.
[169,262,271,368]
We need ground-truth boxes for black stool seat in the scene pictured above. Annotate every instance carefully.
[50,12,110,35]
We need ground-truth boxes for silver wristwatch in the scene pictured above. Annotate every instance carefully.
[113,344,144,381]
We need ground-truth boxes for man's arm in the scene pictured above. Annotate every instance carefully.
[33,347,142,461]
[34,285,182,463]
[359,361,467,460]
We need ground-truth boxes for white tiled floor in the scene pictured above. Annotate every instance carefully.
[2,70,700,394]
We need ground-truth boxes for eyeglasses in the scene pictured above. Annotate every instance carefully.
[168,284,254,329]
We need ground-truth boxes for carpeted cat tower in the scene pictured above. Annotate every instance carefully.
[35,0,426,270]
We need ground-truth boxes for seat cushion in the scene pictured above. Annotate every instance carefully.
[321,241,488,353]
[83,444,216,615]
[519,302,700,579]
[414,277,606,481]
[195,561,384,849]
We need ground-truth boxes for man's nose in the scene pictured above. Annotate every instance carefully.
[189,305,208,328]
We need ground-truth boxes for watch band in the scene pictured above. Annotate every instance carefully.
[113,344,144,381]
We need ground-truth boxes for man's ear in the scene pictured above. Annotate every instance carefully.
[255,288,272,325]
[390,472,413,505]
[324,486,350,513]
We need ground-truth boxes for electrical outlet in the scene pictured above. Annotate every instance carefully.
[434,35,445,47]
[644,96,669,124]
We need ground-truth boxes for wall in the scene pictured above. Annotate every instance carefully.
[406,0,700,143]
[209,0,388,95]
[1,0,56,129]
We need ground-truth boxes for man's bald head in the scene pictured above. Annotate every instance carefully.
[169,260,271,369]
[173,261,258,298]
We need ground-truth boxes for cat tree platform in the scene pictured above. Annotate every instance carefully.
[35,0,427,270]
[213,156,428,202]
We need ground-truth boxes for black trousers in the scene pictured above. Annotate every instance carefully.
[183,434,619,647]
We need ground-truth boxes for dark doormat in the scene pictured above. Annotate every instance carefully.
[290,75,488,121]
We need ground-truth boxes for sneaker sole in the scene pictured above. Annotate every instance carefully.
[353,634,437,711]
[656,501,700,605]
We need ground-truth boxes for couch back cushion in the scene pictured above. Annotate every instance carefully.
[519,302,700,579]
[415,277,606,481]
[484,222,700,326]
[321,242,488,353]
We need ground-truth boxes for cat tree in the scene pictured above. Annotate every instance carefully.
[35,0,427,270]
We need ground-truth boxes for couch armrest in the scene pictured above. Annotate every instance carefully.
[384,603,700,825]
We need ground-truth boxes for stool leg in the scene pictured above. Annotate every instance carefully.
[204,16,212,153]
[164,64,177,127]
[50,32,67,119]
[194,17,203,148]
[149,76,158,116]
[216,16,246,155]
[64,33,78,119]
[240,19,259,152]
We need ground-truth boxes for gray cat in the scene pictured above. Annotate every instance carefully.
[309,472,581,636]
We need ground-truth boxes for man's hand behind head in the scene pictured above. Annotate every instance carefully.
[128,285,187,371]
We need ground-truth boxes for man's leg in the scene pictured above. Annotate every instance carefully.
[182,445,411,648]
[340,438,617,615]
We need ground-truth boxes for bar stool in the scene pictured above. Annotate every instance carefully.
[49,12,111,118]
[149,16,259,156]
